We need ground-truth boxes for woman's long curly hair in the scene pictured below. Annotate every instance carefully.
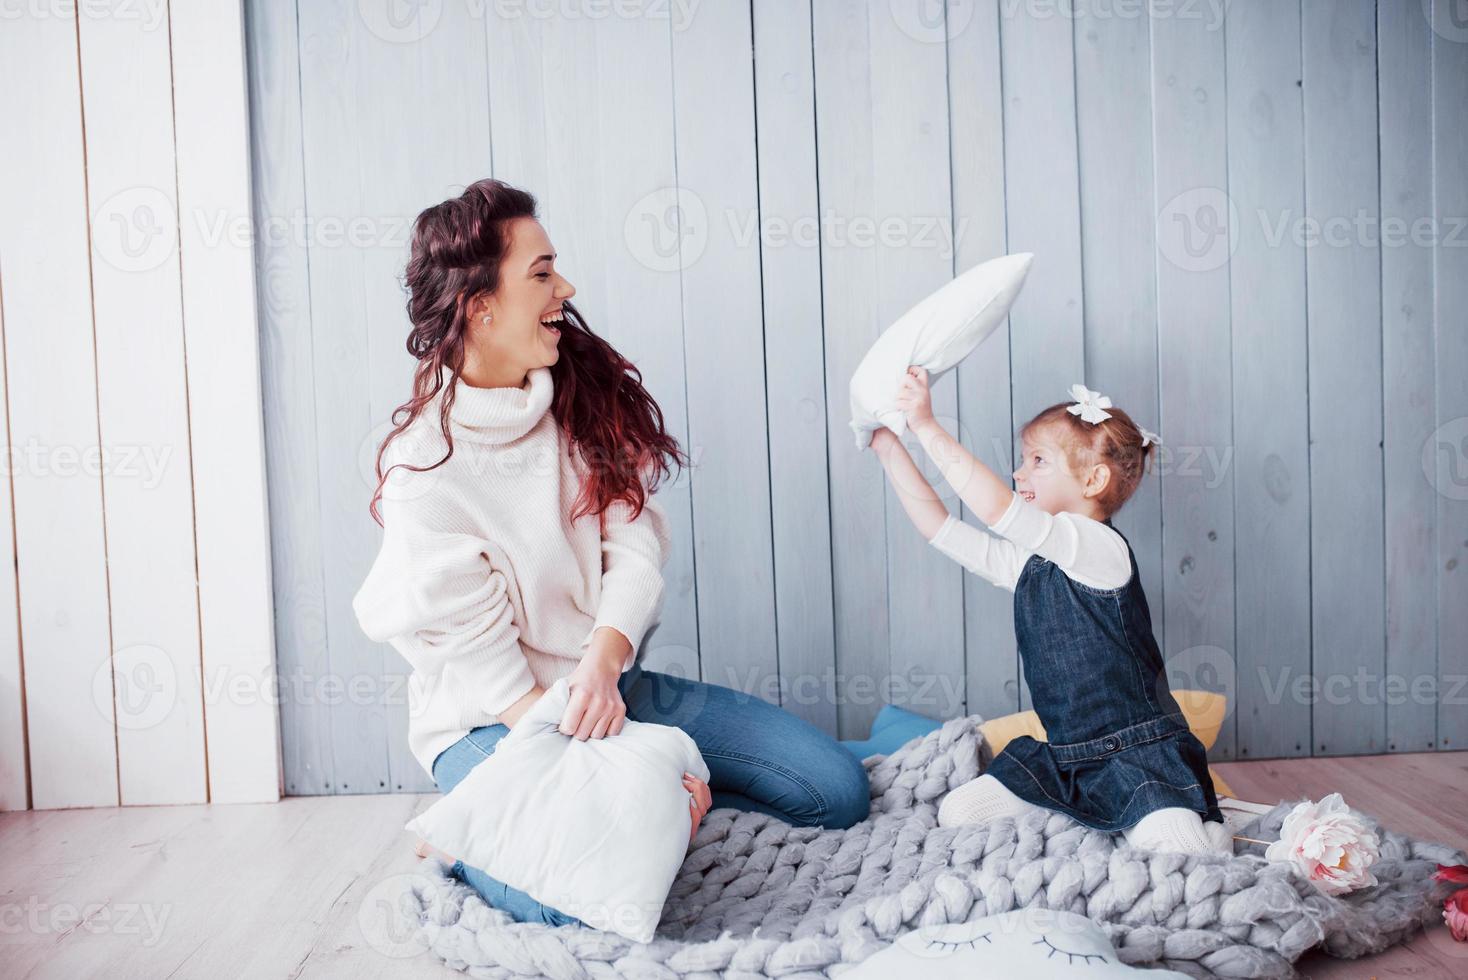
[368,178,689,527]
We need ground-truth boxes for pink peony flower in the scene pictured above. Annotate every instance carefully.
[1438,866,1468,942]
[1263,793,1380,897]
[1445,888,1468,942]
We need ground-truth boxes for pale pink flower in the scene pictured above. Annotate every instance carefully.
[1263,793,1380,897]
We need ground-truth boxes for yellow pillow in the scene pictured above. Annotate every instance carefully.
[976,689,1234,799]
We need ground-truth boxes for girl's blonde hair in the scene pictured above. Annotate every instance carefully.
[1021,402,1157,519]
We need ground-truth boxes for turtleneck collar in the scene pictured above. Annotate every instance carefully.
[438,364,554,445]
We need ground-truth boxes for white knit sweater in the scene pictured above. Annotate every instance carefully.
[352,364,672,778]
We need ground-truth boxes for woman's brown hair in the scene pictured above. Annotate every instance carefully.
[368,178,689,527]
[1021,401,1158,519]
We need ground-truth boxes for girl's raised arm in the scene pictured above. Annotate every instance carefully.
[894,367,1013,526]
[871,427,1027,592]
[869,427,948,540]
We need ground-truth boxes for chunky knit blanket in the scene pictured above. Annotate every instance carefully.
[397,715,1464,978]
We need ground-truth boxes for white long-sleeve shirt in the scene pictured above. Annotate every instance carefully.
[926,490,1132,592]
[352,365,671,777]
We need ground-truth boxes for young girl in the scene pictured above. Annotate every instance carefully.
[870,367,1228,856]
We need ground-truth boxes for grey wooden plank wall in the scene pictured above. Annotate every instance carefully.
[244,0,1468,795]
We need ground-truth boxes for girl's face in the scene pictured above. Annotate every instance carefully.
[1012,425,1105,518]
[465,217,576,386]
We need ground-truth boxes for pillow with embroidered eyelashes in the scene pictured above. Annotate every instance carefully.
[849,251,1034,450]
[841,907,1193,979]
[405,676,710,943]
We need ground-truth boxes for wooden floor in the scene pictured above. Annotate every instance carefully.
[1,752,1465,979]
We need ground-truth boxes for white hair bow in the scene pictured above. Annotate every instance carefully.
[1066,383,1113,425]
[1139,426,1162,448]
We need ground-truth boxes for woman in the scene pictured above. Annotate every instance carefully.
[352,178,870,927]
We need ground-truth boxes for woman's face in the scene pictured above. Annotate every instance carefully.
[465,217,576,387]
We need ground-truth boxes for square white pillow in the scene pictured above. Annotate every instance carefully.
[405,677,709,943]
[848,251,1033,449]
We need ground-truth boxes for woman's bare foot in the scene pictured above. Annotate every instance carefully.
[414,837,456,864]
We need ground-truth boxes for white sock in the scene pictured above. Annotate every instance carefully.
[1203,817,1233,855]
[1123,807,1217,855]
[938,774,1033,827]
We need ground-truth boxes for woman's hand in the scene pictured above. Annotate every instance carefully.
[685,772,712,843]
[498,684,546,730]
[894,366,935,428]
[560,632,629,739]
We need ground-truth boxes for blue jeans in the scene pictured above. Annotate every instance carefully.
[429,660,871,927]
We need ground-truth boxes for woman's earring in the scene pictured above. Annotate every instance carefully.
[482,313,492,325]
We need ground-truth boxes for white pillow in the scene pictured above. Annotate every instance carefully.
[848,251,1033,449]
[405,677,709,943]
[840,907,1192,979]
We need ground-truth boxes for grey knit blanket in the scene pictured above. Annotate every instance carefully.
[396,715,1464,978]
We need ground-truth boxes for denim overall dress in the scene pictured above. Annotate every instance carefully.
[984,519,1223,832]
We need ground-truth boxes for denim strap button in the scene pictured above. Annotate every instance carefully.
[1102,735,1120,752]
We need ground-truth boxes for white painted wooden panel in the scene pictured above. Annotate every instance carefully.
[171,0,284,803]
[0,9,118,810]
[0,294,23,811]
[76,0,207,807]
